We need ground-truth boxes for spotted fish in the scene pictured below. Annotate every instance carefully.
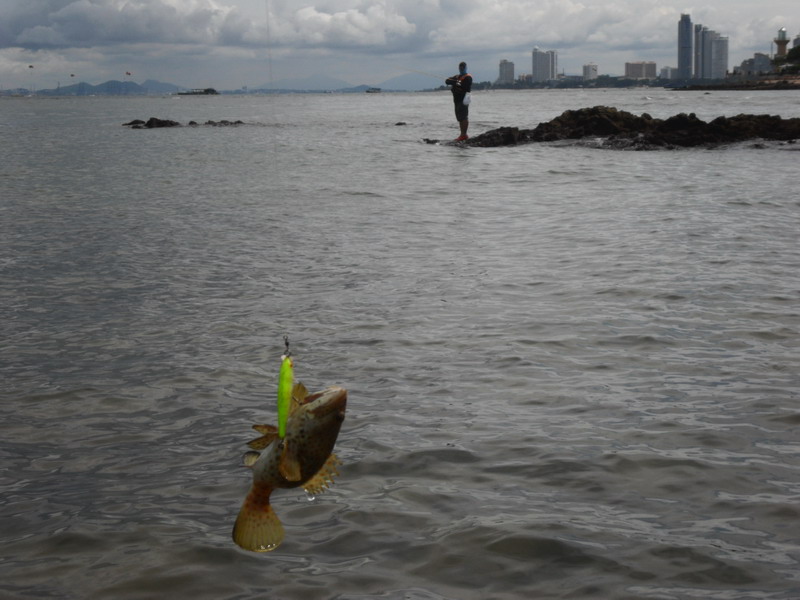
[232,383,347,552]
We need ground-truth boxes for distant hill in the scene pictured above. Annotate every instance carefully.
[20,73,439,97]
[34,79,184,96]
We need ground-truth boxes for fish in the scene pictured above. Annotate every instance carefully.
[232,382,347,552]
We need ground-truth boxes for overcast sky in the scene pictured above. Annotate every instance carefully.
[1,0,797,89]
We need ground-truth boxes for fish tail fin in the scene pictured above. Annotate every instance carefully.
[232,483,284,552]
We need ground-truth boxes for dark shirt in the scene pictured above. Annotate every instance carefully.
[445,74,472,103]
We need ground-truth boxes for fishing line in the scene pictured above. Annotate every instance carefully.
[262,0,279,171]
[264,0,274,92]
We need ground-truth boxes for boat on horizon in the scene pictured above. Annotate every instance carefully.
[176,88,219,96]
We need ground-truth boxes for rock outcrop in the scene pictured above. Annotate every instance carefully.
[435,106,800,149]
[123,117,244,129]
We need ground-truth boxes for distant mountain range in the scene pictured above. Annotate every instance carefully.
[21,79,182,96]
[5,72,443,96]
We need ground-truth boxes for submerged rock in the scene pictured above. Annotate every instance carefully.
[446,106,800,149]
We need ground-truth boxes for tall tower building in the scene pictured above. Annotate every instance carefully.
[497,59,515,84]
[583,63,598,80]
[677,14,693,79]
[531,47,557,82]
[693,25,704,78]
[774,28,789,57]
[694,25,728,79]
[711,35,729,78]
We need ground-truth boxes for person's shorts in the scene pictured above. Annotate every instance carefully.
[454,101,469,122]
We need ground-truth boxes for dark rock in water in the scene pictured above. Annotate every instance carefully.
[144,117,181,128]
[469,127,522,147]
[124,118,246,128]
[121,117,180,128]
[441,106,800,149]
[205,119,244,126]
[526,106,655,143]
[395,122,407,126]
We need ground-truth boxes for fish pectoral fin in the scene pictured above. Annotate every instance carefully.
[242,451,261,467]
[278,443,303,481]
[232,483,284,552]
[252,424,277,434]
[247,431,279,450]
[303,454,341,495]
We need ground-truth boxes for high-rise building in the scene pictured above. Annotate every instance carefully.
[677,14,693,79]
[693,25,704,77]
[625,61,657,79]
[711,35,729,78]
[694,25,728,79]
[582,63,598,80]
[497,59,515,84]
[531,47,557,82]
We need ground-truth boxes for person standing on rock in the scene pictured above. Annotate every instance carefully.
[445,62,472,142]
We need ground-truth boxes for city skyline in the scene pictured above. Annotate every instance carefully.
[495,14,795,84]
[0,1,797,90]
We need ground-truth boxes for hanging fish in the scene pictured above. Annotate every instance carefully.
[232,383,347,552]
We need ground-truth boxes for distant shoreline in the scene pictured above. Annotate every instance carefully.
[671,81,800,91]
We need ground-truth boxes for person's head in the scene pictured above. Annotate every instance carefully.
[459,62,467,75]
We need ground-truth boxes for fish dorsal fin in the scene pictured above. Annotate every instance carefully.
[242,451,261,468]
[293,382,308,403]
[247,424,279,450]
[278,442,303,481]
[290,382,307,416]
[303,454,341,495]
[253,424,277,434]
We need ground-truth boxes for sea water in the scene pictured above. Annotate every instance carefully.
[1,89,799,599]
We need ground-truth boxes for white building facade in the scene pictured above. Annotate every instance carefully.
[497,59,515,84]
[531,47,557,82]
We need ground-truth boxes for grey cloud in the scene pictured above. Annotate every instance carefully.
[2,0,253,49]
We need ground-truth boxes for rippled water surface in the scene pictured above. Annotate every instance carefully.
[2,90,799,599]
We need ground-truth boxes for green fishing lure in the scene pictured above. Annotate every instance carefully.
[277,354,294,439]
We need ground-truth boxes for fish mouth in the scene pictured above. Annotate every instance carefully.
[305,385,347,417]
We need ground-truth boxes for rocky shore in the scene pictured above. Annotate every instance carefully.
[428,106,800,149]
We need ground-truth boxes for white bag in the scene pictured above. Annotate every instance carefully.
[463,92,471,106]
